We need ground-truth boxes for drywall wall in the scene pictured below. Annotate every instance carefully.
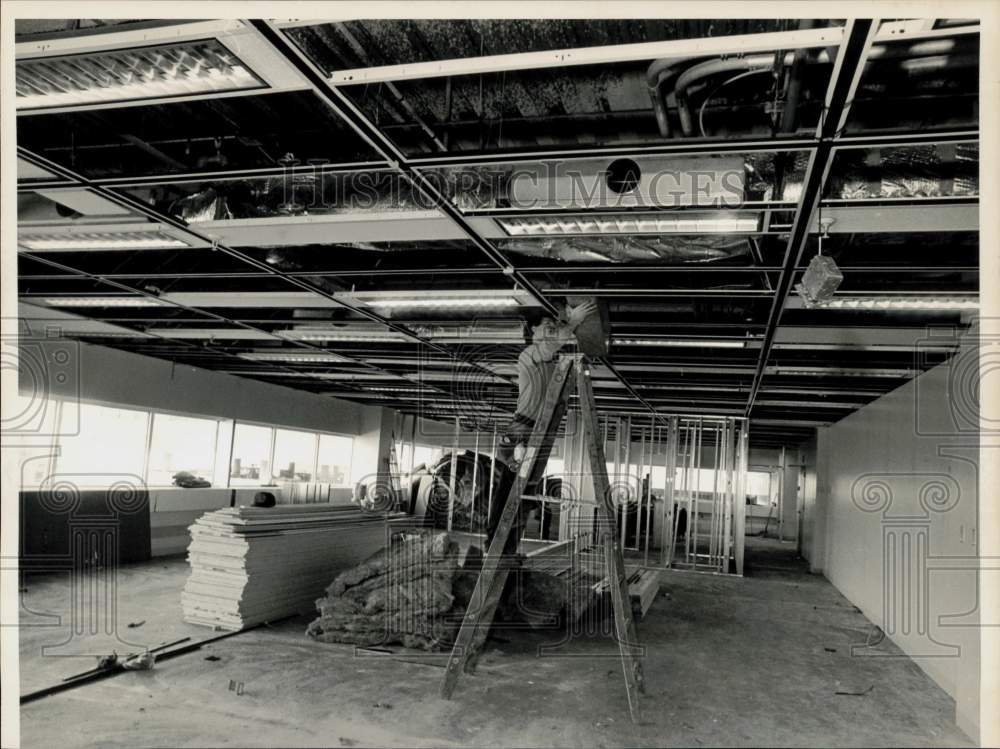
[815,359,980,739]
[797,438,819,568]
[351,406,396,489]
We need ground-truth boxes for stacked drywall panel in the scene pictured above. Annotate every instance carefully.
[182,503,405,630]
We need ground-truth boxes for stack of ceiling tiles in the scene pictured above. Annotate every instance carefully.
[182,504,406,630]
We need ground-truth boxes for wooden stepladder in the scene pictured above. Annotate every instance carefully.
[439,354,646,722]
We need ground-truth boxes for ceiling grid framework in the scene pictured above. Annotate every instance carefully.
[14,17,980,446]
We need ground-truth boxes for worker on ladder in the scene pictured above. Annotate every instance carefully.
[486,299,597,550]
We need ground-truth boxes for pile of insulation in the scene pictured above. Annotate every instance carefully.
[306,529,598,650]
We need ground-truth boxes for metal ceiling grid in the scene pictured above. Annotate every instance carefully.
[13,17,981,447]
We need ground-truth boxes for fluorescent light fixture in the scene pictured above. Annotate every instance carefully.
[41,296,167,308]
[16,40,263,110]
[19,229,189,252]
[366,298,521,310]
[417,402,500,410]
[498,213,759,237]
[283,329,409,343]
[238,351,348,364]
[164,291,338,308]
[59,330,152,338]
[411,371,508,383]
[224,370,399,381]
[312,373,405,381]
[812,296,979,311]
[364,386,435,393]
[766,366,916,378]
[350,289,536,311]
[755,399,862,409]
[614,338,747,349]
[772,342,958,353]
[145,328,274,340]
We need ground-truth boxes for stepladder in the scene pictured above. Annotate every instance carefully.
[439,354,646,722]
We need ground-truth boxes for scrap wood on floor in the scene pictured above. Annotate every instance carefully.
[591,565,661,621]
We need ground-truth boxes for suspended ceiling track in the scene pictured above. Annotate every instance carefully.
[322,20,976,85]
[15,147,514,395]
[13,18,980,436]
[17,252,463,403]
[16,128,978,193]
[246,19,555,316]
[744,19,880,418]
[245,18,668,424]
[17,265,979,283]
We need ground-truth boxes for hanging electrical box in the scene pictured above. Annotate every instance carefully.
[795,254,844,308]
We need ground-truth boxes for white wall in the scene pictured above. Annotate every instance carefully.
[350,406,395,487]
[798,438,819,565]
[814,359,980,740]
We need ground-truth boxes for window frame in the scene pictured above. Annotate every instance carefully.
[12,393,358,491]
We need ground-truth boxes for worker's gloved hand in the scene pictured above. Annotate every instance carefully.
[565,299,598,328]
[513,442,526,466]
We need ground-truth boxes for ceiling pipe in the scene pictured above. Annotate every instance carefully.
[645,57,700,138]
[675,54,777,137]
[780,20,818,134]
[772,20,817,208]
[264,249,346,296]
[671,46,843,137]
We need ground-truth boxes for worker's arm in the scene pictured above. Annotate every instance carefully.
[538,300,599,359]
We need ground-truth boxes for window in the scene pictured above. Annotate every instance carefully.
[271,428,318,482]
[4,393,60,489]
[146,413,221,486]
[395,441,439,472]
[55,402,149,484]
[10,388,365,490]
[317,433,352,486]
[230,423,273,486]
[413,444,437,469]
[745,471,773,505]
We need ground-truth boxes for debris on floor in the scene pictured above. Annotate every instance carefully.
[306,530,466,650]
[306,529,600,650]
[127,620,145,628]
[835,684,875,696]
[121,651,155,671]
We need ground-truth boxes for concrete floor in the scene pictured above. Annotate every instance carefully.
[17,537,972,748]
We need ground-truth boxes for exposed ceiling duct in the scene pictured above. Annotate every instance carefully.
[499,234,750,264]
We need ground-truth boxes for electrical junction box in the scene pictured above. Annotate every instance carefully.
[795,254,844,308]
